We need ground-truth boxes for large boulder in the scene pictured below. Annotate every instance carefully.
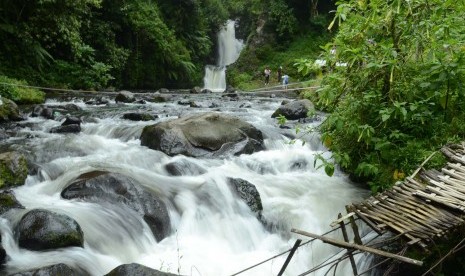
[0,98,23,122]
[271,99,315,120]
[10,263,85,276]
[140,112,264,157]
[61,172,171,242]
[105,263,177,276]
[0,151,28,189]
[17,209,84,251]
[227,178,263,218]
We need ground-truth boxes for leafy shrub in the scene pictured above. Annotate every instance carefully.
[311,0,465,192]
[0,76,45,104]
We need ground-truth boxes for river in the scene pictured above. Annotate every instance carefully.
[0,90,369,275]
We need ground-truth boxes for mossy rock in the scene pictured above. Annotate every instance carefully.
[0,151,28,189]
[17,209,84,251]
[0,98,23,122]
[0,190,24,215]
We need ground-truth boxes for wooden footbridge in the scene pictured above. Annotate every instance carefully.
[292,143,465,275]
[232,143,465,276]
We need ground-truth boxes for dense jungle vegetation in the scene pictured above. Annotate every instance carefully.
[311,0,465,193]
[0,0,331,90]
[2,0,465,196]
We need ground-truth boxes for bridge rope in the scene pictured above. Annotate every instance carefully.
[229,218,387,276]
[0,81,319,97]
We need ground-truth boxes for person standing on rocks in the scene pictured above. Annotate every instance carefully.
[264,67,271,86]
[277,66,283,83]
[282,74,289,91]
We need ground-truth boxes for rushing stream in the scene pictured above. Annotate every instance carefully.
[0,91,369,275]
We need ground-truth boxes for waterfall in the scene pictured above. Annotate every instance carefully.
[203,20,244,92]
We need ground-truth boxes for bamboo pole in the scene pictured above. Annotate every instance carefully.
[339,213,358,275]
[291,228,423,266]
[277,239,301,276]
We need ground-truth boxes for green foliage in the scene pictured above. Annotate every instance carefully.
[307,0,465,192]
[228,29,332,89]
[294,58,323,78]
[0,76,45,104]
[268,0,298,39]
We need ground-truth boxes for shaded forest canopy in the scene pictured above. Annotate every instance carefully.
[0,0,335,90]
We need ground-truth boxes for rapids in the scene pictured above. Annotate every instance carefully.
[0,91,369,275]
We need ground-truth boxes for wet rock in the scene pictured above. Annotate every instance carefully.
[61,116,81,126]
[201,89,212,94]
[50,124,81,134]
[290,160,308,171]
[135,99,146,104]
[31,105,54,120]
[96,97,110,105]
[0,235,6,266]
[17,209,84,251]
[0,190,24,215]
[271,99,314,120]
[10,263,85,276]
[239,103,252,108]
[151,94,171,103]
[222,93,239,98]
[224,85,236,93]
[105,263,177,276]
[189,101,201,108]
[61,172,171,242]
[85,97,110,106]
[0,151,28,188]
[190,86,202,94]
[140,112,265,158]
[122,113,157,121]
[64,103,82,111]
[227,178,263,218]
[115,91,135,103]
[165,159,206,176]
[0,98,23,122]
[177,99,190,105]
[157,88,170,94]
[209,102,220,108]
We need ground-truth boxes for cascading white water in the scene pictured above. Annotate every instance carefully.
[203,20,244,92]
[0,93,370,275]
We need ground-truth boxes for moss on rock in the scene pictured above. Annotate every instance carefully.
[0,151,28,189]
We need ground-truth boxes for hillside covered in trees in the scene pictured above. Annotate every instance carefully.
[0,0,333,90]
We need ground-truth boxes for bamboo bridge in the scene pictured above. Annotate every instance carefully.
[289,143,465,275]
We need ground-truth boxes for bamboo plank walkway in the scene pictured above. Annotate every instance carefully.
[348,143,465,248]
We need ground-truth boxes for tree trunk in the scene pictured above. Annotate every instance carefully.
[310,0,319,18]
